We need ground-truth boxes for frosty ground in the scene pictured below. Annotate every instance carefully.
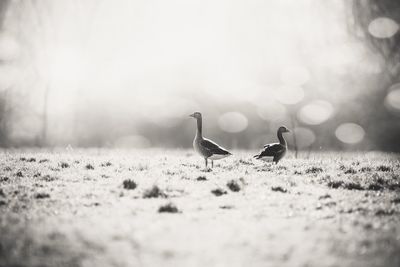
[0,149,399,267]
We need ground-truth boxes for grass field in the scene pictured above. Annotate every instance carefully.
[0,149,400,267]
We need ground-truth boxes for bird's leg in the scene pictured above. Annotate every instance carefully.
[211,160,214,168]
[205,158,208,169]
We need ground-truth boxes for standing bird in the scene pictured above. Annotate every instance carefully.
[254,126,290,164]
[189,112,232,168]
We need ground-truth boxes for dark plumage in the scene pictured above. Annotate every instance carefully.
[254,126,290,164]
[200,139,231,158]
[190,112,232,168]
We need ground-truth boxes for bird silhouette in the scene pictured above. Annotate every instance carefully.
[254,126,290,164]
[189,112,232,168]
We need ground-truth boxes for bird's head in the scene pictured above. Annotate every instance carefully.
[189,112,202,119]
[278,126,290,133]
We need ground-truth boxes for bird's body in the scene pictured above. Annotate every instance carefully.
[254,126,290,164]
[190,112,231,168]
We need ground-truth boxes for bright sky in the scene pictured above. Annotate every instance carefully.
[6,0,359,99]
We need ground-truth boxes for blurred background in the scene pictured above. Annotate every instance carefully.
[0,0,399,151]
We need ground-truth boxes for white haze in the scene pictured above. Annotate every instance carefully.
[0,0,393,148]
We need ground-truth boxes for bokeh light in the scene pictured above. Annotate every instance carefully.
[274,86,304,105]
[385,83,400,112]
[313,42,366,68]
[257,102,286,121]
[297,100,334,125]
[280,66,310,86]
[218,112,248,133]
[293,127,316,149]
[368,17,399,39]
[0,0,396,150]
[335,123,365,144]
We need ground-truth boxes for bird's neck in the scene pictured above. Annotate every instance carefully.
[278,130,286,146]
[195,117,203,138]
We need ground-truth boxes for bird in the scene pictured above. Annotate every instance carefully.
[254,126,290,164]
[189,112,232,169]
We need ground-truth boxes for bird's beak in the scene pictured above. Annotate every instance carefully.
[286,129,290,133]
[189,114,194,118]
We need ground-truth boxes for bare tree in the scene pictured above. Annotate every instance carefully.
[351,0,400,81]
[0,0,11,147]
[350,0,400,151]
[9,0,102,146]
[0,0,10,24]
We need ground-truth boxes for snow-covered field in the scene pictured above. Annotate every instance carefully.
[0,149,399,267]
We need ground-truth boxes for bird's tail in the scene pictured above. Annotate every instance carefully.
[253,154,260,159]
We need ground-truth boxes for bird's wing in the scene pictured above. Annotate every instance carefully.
[259,143,285,157]
[201,139,231,155]
[263,142,279,148]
